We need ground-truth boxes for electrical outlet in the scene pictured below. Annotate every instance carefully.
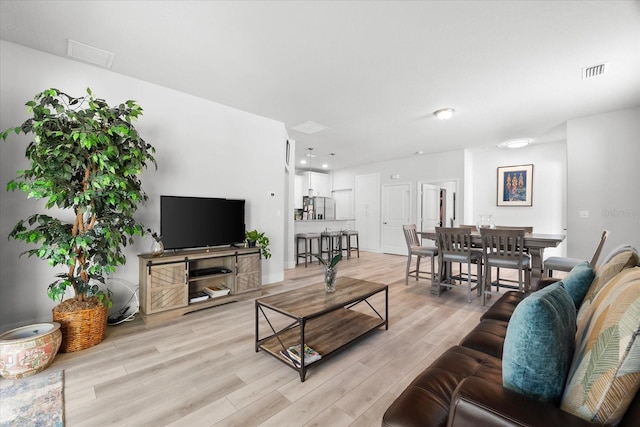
[579,210,589,218]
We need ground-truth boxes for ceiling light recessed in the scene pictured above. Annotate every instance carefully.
[300,159,307,164]
[434,108,455,120]
[67,39,115,69]
[498,138,532,149]
[414,151,424,155]
[290,121,329,135]
[322,164,328,168]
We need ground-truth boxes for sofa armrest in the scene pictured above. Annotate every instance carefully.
[536,277,561,290]
[448,377,594,427]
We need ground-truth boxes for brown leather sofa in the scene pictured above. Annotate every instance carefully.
[382,250,640,427]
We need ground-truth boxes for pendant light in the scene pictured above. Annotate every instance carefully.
[307,147,313,197]
[330,152,335,194]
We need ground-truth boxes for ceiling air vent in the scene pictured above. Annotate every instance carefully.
[67,39,115,69]
[290,121,329,135]
[582,62,609,79]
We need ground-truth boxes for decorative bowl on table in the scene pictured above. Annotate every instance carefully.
[476,214,496,232]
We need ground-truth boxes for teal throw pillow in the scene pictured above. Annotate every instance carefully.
[561,261,595,309]
[502,282,577,404]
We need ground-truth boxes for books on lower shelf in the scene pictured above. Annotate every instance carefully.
[280,344,322,366]
[203,285,231,298]
[189,291,209,303]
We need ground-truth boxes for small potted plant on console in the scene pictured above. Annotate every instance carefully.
[245,229,271,259]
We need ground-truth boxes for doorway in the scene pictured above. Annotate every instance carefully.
[419,180,458,231]
[382,183,411,255]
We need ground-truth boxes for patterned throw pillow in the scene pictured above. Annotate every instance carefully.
[600,244,638,266]
[560,267,640,424]
[502,282,576,404]
[576,250,639,328]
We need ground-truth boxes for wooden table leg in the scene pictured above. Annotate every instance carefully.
[430,260,451,295]
[528,247,545,291]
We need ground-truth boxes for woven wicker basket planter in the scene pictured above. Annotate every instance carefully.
[52,303,108,353]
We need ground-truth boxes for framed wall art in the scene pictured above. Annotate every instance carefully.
[497,164,533,206]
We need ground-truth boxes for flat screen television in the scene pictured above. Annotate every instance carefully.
[160,195,246,250]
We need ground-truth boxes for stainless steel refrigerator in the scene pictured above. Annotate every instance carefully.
[302,196,335,220]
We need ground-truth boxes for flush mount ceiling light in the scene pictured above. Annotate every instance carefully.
[434,108,455,120]
[498,138,532,149]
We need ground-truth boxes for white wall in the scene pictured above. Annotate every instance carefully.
[566,107,640,260]
[284,139,297,269]
[0,41,288,331]
[333,150,466,251]
[468,141,567,257]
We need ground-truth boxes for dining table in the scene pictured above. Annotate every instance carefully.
[417,229,566,292]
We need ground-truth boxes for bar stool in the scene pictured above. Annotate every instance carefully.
[296,233,321,267]
[341,230,360,259]
[321,230,342,262]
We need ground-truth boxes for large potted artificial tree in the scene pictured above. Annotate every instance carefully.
[1,88,156,352]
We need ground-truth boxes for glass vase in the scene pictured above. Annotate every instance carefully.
[476,214,495,232]
[323,265,338,293]
[150,239,164,256]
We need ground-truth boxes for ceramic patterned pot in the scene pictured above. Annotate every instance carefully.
[0,322,62,379]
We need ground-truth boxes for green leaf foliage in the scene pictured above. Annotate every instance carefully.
[3,88,157,304]
[315,253,342,269]
[245,229,271,259]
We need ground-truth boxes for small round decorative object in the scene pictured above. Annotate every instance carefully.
[0,322,62,379]
[150,239,164,256]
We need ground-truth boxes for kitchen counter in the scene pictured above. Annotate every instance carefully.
[294,219,355,234]
[295,219,355,222]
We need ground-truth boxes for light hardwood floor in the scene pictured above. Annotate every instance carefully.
[44,252,510,426]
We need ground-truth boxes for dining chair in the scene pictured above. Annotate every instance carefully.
[492,226,533,291]
[480,228,530,305]
[402,224,438,286]
[544,230,609,277]
[435,227,483,303]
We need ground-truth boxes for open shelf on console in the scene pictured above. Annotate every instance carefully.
[139,246,261,324]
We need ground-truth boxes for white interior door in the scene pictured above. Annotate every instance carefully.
[355,174,381,251]
[382,183,410,255]
[420,183,441,231]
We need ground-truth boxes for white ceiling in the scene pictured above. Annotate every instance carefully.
[1,1,639,171]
